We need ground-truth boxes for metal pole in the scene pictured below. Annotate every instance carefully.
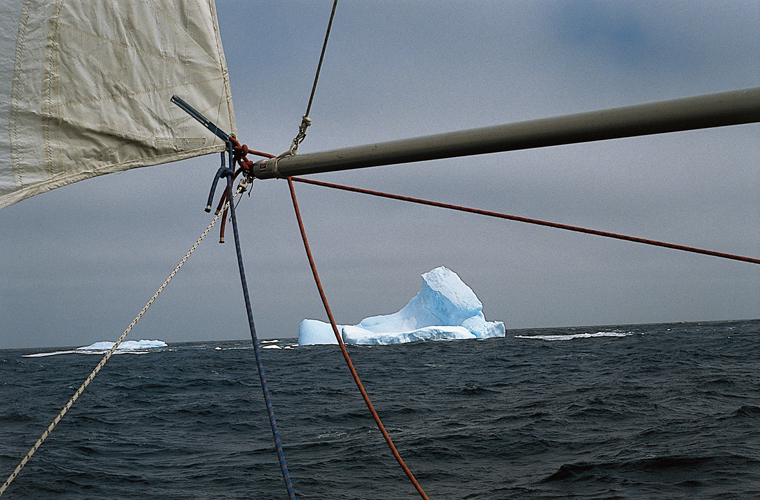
[252,87,760,179]
[171,95,230,143]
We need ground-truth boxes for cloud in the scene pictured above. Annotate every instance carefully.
[0,2,758,348]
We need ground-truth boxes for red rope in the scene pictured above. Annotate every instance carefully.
[290,176,760,266]
[287,178,431,500]
[224,136,758,266]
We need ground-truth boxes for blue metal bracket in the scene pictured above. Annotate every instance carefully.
[171,95,231,143]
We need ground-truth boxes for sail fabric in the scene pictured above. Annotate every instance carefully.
[0,0,236,209]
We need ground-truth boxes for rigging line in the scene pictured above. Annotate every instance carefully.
[224,172,297,500]
[290,177,760,266]
[306,0,338,118]
[0,208,227,498]
[284,0,339,156]
[287,177,431,500]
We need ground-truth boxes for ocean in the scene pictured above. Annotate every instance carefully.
[2,319,759,499]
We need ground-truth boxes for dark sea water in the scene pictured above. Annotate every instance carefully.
[2,319,759,499]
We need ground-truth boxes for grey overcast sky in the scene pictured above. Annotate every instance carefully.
[1,1,758,349]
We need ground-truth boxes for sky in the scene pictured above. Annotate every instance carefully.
[1,1,758,349]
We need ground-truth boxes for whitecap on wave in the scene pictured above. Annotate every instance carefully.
[514,332,632,341]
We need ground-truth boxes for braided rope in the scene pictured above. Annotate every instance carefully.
[287,177,430,500]
[290,177,760,266]
[224,174,296,499]
[0,208,226,497]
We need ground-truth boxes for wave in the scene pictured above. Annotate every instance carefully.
[23,340,167,358]
[515,331,632,341]
[543,454,755,484]
[727,405,760,419]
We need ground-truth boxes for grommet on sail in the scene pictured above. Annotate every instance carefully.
[0,0,235,209]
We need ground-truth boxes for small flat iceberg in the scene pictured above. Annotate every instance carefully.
[80,340,168,351]
[299,266,505,346]
[24,339,168,357]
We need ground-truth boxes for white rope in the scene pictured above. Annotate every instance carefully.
[0,207,227,497]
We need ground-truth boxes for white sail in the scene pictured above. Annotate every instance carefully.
[0,0,235,209]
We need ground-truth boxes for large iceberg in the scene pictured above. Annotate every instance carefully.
[298,266,505,345]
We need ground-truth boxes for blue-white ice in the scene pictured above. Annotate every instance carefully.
[23,339,168,357]
[80,340,168,351]
[299,266,505,345]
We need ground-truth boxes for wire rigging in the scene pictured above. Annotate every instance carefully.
[283,0,339,157]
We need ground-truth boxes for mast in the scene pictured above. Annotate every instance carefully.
[251,87,760,179]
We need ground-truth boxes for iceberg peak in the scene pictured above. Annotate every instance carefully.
[299,266,505,345]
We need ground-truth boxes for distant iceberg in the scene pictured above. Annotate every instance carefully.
[299,266,505,345]
[79,340,168,351]
[23,339,168,358]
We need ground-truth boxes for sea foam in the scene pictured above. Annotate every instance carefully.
[514,332,632,341]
